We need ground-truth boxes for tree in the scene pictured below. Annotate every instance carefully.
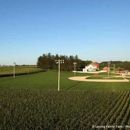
[123,61,130,71]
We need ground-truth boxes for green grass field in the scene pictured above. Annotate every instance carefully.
[0,70,130,91]
[87,76,124,80]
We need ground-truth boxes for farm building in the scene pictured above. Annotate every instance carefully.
[103,67,110,72]
[83,62,99,72]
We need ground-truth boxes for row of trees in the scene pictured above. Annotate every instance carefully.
[100,61,130,71]
[37,53,92,71]
[37,53,130,71]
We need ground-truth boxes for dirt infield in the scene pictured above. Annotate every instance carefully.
[68,76,129,82]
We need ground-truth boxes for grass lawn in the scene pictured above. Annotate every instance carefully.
[0,70,130,91]
[86,76,124,80]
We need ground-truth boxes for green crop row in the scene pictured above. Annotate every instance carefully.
[0,66,45,77]
[0,89,130,129]
[0,66,43,75]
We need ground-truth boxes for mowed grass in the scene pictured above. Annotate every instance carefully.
[0,66,42,75]
[87,76,124,79]
[0,70,130,91]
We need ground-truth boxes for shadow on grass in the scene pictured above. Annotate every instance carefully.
[65,81,82,90]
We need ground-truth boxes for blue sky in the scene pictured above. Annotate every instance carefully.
[0,0,130,65]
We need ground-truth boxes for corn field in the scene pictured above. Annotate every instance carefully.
[0,88,130,129]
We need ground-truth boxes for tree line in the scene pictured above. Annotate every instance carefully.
[99,61,130,71]
[37,53,130,71]
[37,53,92,71]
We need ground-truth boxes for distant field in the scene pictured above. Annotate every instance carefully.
[0,70,130,91]
[0,66,43,75]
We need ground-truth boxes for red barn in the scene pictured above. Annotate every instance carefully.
[103,67,110,72]
[92,62,99,70]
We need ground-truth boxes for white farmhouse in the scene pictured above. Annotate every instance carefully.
[83,62,99,72]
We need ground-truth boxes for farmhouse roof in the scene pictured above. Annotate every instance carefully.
[91,62,99,68]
